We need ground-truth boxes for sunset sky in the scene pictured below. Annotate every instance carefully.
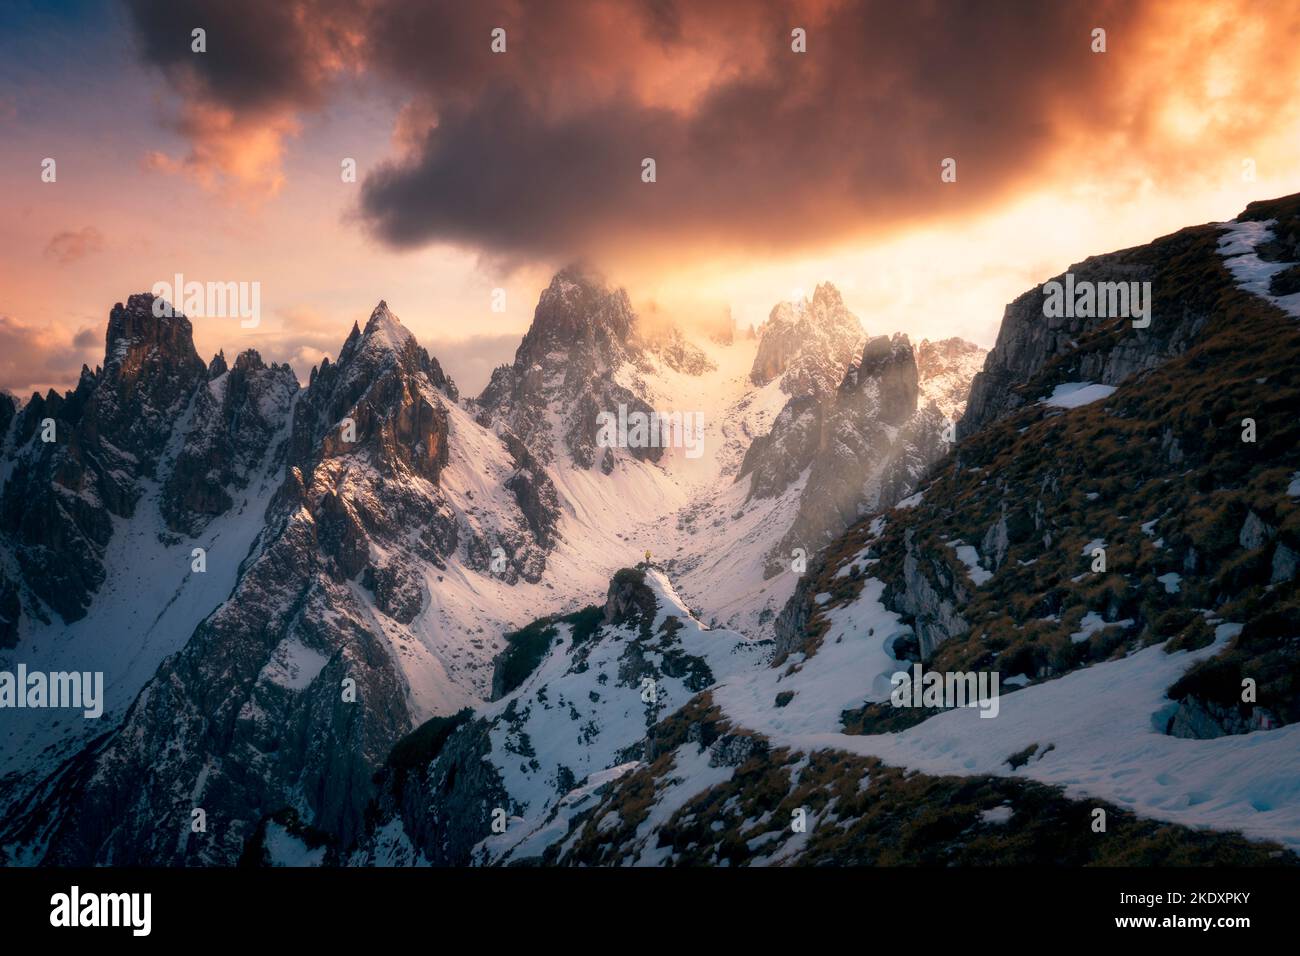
[2,0,1299,398]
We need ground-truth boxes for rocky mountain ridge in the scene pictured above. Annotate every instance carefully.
[0,299,566,864]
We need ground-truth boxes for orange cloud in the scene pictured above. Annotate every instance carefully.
[144,102,299,200]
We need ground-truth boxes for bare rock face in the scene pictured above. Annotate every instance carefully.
[890,527,972,658]
[90,295,210,473]
[366,714,509,866]
[503,433,560,551]
[738,309,920,504]
[293,302,456,483]
[737,395,824,499]
[0,569,19,650]
[851,333,920,424]
[738,332,957,578]
[0,392,16,445]
[1166,695,1278,739]
[763,334,927,575]
[737,297,983,574]
[603,567,657,629]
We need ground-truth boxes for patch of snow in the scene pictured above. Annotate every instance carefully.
[718,594,1300,850]
[1217,219,1300,320]
[259,636,331,691]
[1041,382,1117,409]
[949,541,992,585]
[980,805,1014,825]
[264,822,326,867]
[1070,612,1134,644]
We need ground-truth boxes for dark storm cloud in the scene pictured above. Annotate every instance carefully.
[124,0,361,113]
[122,0,1157,261]
[358,0,1142,262]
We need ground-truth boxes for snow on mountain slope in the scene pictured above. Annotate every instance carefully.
[355,566,764,866]
[916,337,987,422]
[0,271,984,865]
[1217,218,1300,320]
[477,275,983,644]
[474,569,758,862]
[469,272,866,643]
[713,532,1300,849]
[0,424,290,797]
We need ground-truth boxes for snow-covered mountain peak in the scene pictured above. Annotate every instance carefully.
[751,282,865,397]
[363,299,413,346]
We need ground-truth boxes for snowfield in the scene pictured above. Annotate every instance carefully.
[1040,382,1117,409]
[712,559,1300,851]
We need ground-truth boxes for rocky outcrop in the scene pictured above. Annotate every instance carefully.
[735,322,982,584]
[353,568,743,867]
[293,302,456,482]
[736,395,823,499]
[363,715,509,866]
[0,393,16,445]
[960,230,1213,439]
[603,567,657,630]
[763,335,940,576]
[889,527,971,658]
[502,433,561,551]
[0,570,19,649]
[1166,695,1279,739]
